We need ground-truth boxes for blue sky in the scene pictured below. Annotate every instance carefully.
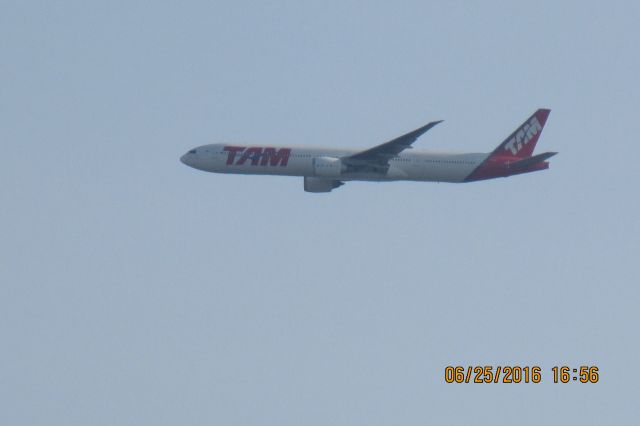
[2,1,639,424]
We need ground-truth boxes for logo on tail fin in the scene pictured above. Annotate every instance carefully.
[504,116,542,155]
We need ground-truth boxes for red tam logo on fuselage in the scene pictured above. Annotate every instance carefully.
[223,146,291,166]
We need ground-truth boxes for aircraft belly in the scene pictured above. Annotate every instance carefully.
[411,154,488,183]
[418,165,473,182]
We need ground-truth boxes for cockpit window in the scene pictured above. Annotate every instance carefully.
[188,149,197,154]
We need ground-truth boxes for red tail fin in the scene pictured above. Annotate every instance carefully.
[491,109,550,159]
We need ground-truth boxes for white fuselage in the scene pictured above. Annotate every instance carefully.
[182,143,489,183]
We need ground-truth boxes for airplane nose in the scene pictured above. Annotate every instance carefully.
[180,149,197,166]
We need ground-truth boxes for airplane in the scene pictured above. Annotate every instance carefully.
[180,109,556,192]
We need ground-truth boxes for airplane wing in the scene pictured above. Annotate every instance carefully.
[343,120,443,166]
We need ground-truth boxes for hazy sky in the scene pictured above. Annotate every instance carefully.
[2,1,639,424]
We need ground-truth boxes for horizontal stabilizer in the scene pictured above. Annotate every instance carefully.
[509,151,558,169]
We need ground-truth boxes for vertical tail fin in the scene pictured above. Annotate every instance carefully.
[491,109,550,159]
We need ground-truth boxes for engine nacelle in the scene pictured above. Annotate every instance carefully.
[304,177,343,193]
[313,156,345,177]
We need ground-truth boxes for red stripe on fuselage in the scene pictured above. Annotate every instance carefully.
[464,157,549,181]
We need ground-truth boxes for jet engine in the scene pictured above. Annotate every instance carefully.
[303,177,344,193]
[313,156,345,177]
